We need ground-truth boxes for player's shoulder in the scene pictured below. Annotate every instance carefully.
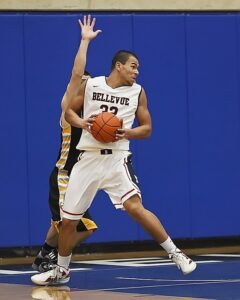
[133,82,141,88]
[132,82,142,93]
[87,76,105,87]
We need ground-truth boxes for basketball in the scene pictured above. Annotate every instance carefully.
[91,112,122,143]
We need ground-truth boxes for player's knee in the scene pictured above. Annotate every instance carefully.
[82,229,94,238]
[124,195,144,218]
[86,229,94,239]
[61,218,79,232]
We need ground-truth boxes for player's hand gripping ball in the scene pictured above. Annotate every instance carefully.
[91,112,122,143]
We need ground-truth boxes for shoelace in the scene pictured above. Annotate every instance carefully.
[171,251,191,264]
[48,266,65,283]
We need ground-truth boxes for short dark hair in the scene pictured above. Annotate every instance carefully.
[111,50,139,71]
[84,70,91,76]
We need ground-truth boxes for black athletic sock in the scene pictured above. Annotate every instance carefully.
[41,243,57,256]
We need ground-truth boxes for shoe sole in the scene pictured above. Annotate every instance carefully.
[49,277,70,286]
[31,276,70,286]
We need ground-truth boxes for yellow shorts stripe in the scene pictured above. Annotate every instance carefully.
[81,217,98,231]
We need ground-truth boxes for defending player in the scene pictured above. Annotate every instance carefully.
[32,15,101,272]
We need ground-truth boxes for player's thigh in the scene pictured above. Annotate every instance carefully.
[63,155,99,217]
[104,152,141,208]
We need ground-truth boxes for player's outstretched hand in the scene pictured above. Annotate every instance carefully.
[79,15,102,41]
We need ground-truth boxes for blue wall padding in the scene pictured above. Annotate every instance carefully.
[0,15,29,246]
[133,14,191,240]
[1,12,240,247]
[24,15,84,245]
[186,14,240,237]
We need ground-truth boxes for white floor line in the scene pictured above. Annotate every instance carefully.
[116,277,240,282]
[77,259,221,267]
[200,253,240,257]
[95,279,240,292]
[0,267,91,275]
[0,270,38,275]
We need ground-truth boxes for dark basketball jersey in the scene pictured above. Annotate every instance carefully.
[55,125,82,172]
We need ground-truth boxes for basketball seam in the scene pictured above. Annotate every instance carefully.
[92,112,121,143]
[96,113,118,141]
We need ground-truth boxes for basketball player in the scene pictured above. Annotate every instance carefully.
[31,49,196,285]
[32,15,101,272]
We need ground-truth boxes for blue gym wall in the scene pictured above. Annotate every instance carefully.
[1,13,240,247]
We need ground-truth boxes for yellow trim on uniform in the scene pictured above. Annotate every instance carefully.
[51,218,97,233]
[51,220,60,234]
[81,217,98,230]
[56,125,72,169]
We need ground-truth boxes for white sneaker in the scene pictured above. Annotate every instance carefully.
[31,266,70,286]
[169,249,197,275]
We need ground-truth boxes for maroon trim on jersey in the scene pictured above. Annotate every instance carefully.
[61,208,84,216]
[123,156,140,192]
[121,188,135,200]
[123,158,131,181]
[137,87,143,109]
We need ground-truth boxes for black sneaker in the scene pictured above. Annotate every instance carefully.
[32,252,44,271]
[32,249,58,272]
[39,251,58,272]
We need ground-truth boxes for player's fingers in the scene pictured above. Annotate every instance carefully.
[87,14,91,25]
[115,134,123,141]
[88,117,96,124]
[117,128,124,134]
[83,15,86,25]
[88,116,97,122]
[90,17,96,28]
[89,113,98,118]
[86,121,93,128]
[95,30,102,36]
[119,118,123,126]
[116,132,124,139]
[78,19,83,28]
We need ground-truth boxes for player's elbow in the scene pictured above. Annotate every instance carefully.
[145,126,152,138]
[142,125,152,139]
[64,108,72,124]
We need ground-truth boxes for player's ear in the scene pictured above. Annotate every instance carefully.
[116,61,121,71]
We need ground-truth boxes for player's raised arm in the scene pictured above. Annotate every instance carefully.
[61,15,102,112]
[65,81,95,131]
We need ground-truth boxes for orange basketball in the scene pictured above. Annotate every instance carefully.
[91,112,122,143]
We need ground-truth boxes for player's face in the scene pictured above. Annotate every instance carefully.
[119,56,139,86]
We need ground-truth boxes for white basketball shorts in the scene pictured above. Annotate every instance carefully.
[62,150,141,220]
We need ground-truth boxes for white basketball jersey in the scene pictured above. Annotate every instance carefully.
[77,76,142,150]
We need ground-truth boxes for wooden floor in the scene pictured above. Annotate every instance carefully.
[1,284,209,300]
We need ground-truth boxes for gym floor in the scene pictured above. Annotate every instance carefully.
[1,249,240,300]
